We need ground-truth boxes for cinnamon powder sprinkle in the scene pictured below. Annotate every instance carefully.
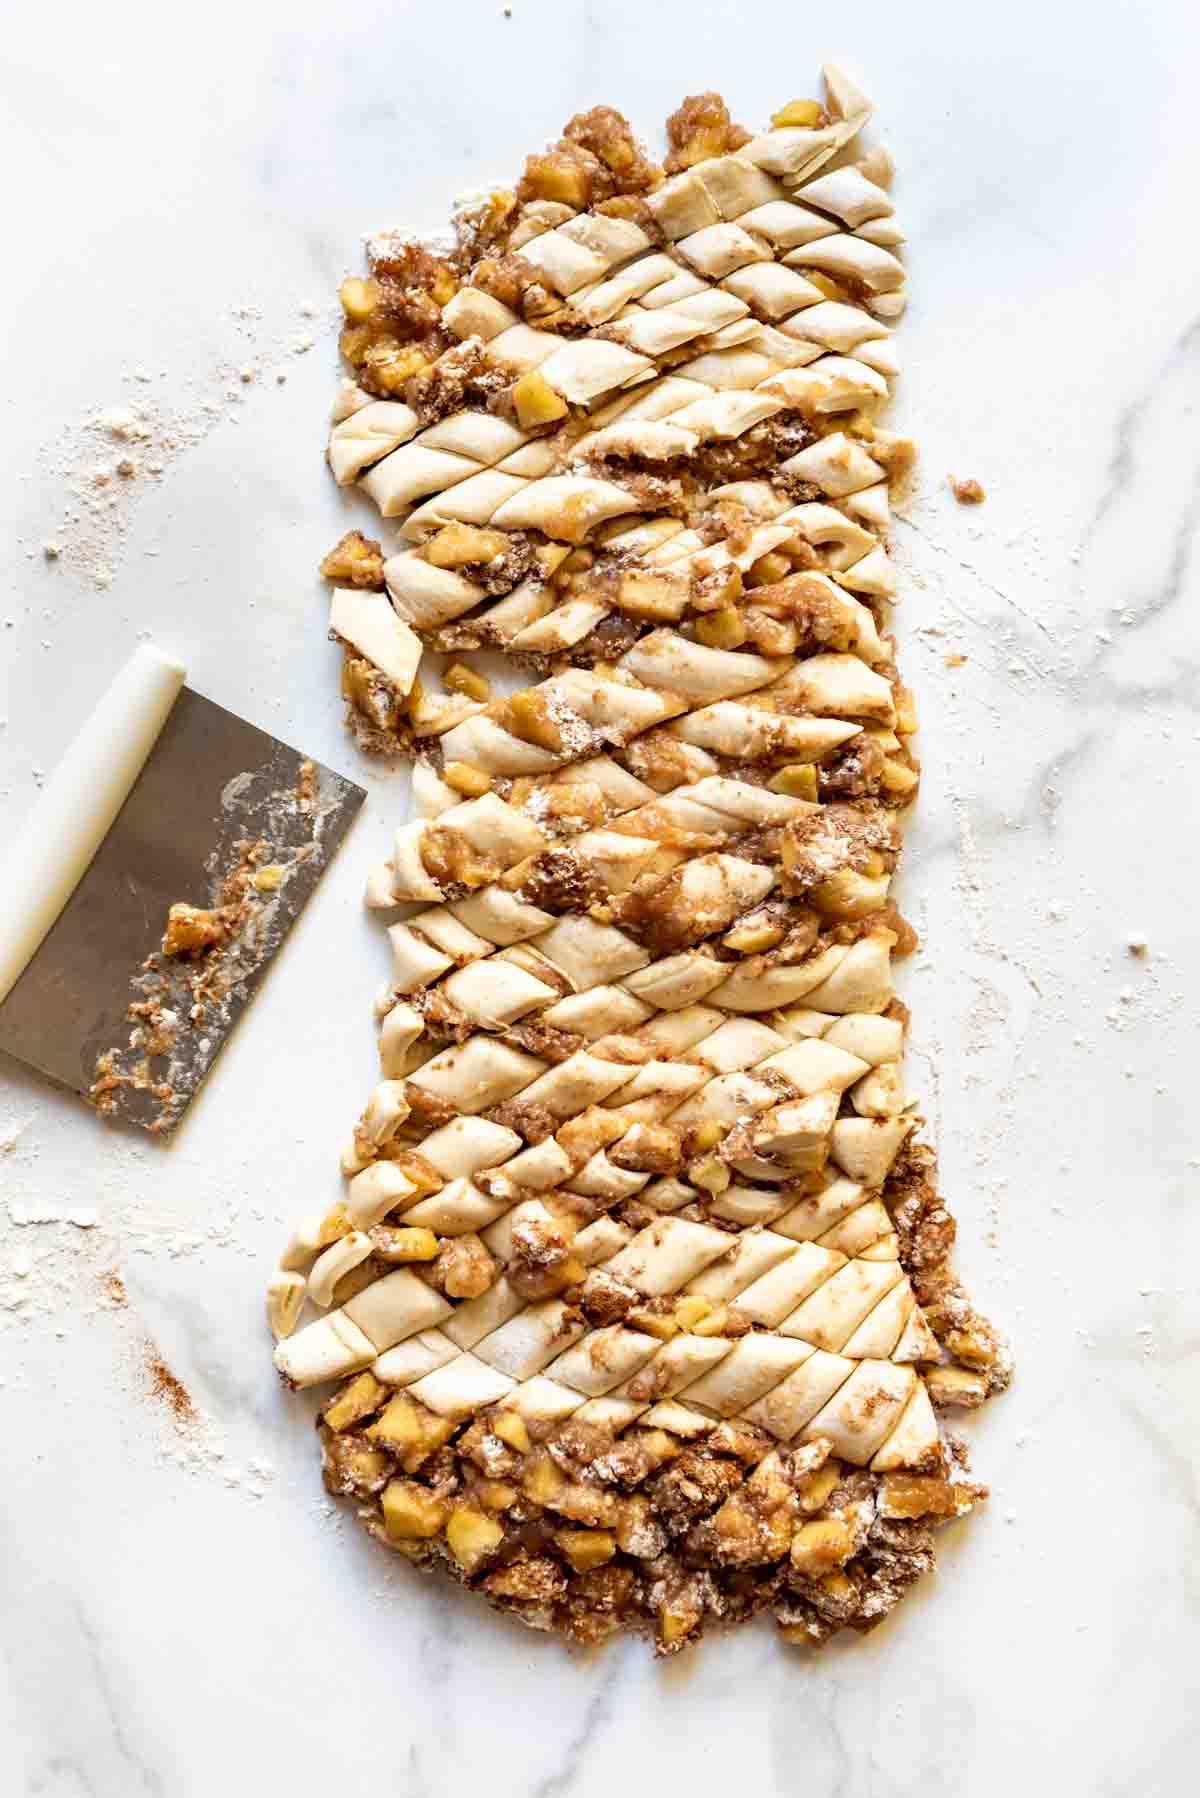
[144,1344,197,1423]
[100,1270,129,1308]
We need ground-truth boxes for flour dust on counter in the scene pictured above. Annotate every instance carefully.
[261,61,1013,1658]
[0,1092,279,1495]
[24,297,332,594]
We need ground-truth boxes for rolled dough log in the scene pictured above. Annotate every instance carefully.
[0,645,186,1004]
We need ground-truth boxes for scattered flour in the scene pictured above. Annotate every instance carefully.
[133,1335,272,1493]
[0,1121,276,1500]
[29,300,332,593]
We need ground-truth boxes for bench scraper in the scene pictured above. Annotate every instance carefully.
[0,646,366,1133]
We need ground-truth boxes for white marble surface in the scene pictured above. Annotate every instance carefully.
[2,1,1198,1791]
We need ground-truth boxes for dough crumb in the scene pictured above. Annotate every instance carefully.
[43,541,61,560]
[856,144,894,188]
[950,475,985,504]
[100,408,140,441]
[1127,935,1148,957]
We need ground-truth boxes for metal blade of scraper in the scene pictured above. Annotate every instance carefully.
[0,687,366,1133]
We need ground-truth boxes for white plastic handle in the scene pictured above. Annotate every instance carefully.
[0,645,186,1004]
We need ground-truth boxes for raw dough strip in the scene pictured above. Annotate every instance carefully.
[280,929,930,1432]
[471,995,911,1213]
[370,399,899,648]
[330,589,424,696]
[375,1308,936,1470]
[376,938,900,1186]
[453,519,797,659]
[360,414,535,519]
[383,789,550,906]
[372,759,822,909]
[368,767,797,1062]
[380,866,785,1033]
[274,875,911,1323]
[495,1356,938,1473]
[325,262,881,510]
[426,510,896,662]
[460,1254,928,1402]
[324,70,906,718]
[354,795,905,1177]
[412,1004,894,1204]
[474,1310,933,1459]
[362,992,911,1257]
[309,690,910,1280]
[368,791,896,1101]
[418,1000,911,1251]
[381,767,812,930]
[414,629,893,789]
[333,410,900,690]
[279,924,918,1353]
[367,440,899,670]
[279,1198,939,1468]
[330,157,899,452]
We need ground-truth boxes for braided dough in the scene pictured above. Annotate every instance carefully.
[281,67,1011,1657]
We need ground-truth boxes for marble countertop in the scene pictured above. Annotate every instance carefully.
[2,1,1198,1792]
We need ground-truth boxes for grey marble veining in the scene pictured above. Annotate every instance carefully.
[1,1,1198,1793]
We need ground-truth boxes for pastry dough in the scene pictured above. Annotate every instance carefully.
[285,65,1009,1659]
